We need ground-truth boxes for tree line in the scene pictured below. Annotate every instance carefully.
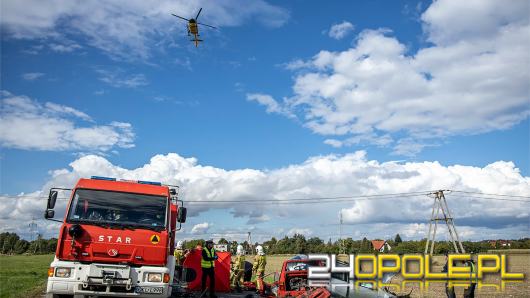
[2,231,529,255]
[0,232,57,255]
[186,234,530,255]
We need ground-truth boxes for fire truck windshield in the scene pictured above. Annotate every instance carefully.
[67,189,167,231]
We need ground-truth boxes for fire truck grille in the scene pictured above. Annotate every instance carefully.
[79,284,135,293]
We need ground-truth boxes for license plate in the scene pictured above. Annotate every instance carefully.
[135,287,163,294]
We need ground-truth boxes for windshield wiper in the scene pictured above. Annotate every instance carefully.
[69,219,110,228]
[120,224,137,231]
[134,224,164,232]
[69,220,123,230]
[93,222,137,231]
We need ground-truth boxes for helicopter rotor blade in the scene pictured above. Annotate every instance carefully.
[197,22,217,29]
[195,8,203,20]
[171,14,190,21]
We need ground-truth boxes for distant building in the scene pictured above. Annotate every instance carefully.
[499,240,511,247]
[371,240,391,252]
[489,240,511,249]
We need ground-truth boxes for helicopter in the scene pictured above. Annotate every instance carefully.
[172,8,217,47]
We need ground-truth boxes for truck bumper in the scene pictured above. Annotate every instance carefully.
[46,258,172,297]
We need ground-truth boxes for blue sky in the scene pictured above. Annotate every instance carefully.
[1,0,529,242]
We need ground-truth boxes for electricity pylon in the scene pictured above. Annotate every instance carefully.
[339,210,345,254]
[424,190,465,255]
[247,232,253,255]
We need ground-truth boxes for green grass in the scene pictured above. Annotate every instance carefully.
[0,254,54,298]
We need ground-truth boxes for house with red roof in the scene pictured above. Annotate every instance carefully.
[371,239,391,252]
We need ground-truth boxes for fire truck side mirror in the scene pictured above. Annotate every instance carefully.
[177,207,187,223]
[44,209,55,219]
[48,190,58,209]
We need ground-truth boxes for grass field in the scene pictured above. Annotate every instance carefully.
[245,255,293,283]
[0,254,54,298]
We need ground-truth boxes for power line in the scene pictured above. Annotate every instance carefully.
[450,190,530,199]
[185,192,530,204]
[2,190,529,204]
[447,195,530,203]
[185,191,433,203]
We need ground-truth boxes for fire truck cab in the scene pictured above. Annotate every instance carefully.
[44,176,187,297]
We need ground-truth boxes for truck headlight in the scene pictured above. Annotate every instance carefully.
[146,273,162,282]
[55,267,72,278]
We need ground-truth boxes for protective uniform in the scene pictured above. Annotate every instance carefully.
[230,245,245,291]
[463,260,477,298]
[201,240,217,298]
[253,245,267,294]
[442,255,455,298]
[174,240,185,281]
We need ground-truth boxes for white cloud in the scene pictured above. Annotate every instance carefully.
[1,0,289,60]
[0,91,135,151]
[191,222,210,234]
[324,139,344,148]
[246,214,270,224]
[392,138,435,157]
[96,68,148,88]
[246,93,294,118]
[21,72,45,81]
[283,59,312,70]
[325,134,394,149]
[251,0,530,155]
[328,21,354,40]
[43,102,92,121]
[174,57,192,71]
[49,42,82,53]
[1,151,528,240]
[22,44,44,55]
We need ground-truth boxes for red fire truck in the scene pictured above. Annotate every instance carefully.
[44,176,187,297]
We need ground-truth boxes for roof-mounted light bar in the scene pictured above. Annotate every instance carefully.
[138,180,162,186]
[91,176,116,181]
[90,176,164,186]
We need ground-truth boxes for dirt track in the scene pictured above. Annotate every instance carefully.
[248,254,530,297]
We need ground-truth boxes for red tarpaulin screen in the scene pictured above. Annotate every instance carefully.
[182,248,231,292]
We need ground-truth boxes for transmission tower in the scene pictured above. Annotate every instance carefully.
[29,219,43,253]
[28,219,38,241]
[247,232,253,255]
[339,210,345,254]
[424,190,465,255]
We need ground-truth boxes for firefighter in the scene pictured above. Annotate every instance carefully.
[230,245,245,292]
[442,253,456,298]
[174,240,186,281]
[253,245,267,295]
[201,239,218,298]
[463,259,477,298]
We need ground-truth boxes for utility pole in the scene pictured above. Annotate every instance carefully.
[247,232,253,255]
[424,190,465,255]
[29,219,38,241]
[339,210,344,254]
